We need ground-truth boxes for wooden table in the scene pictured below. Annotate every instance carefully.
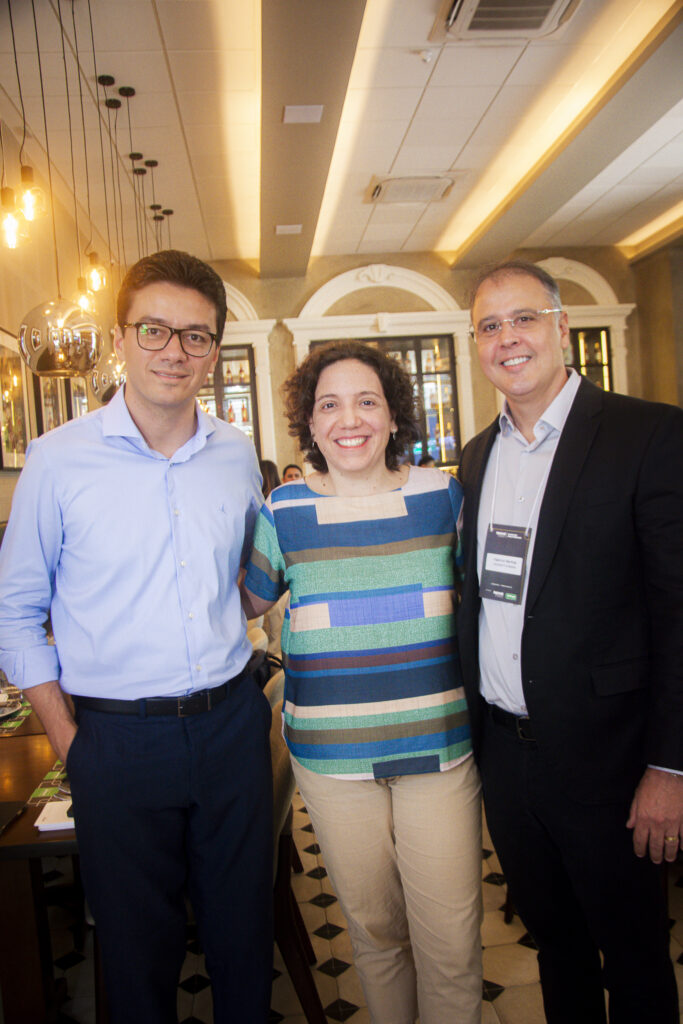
[0,733,78,1024]
[0,704,45,738]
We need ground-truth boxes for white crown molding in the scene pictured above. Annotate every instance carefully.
[222,317,278,460]
[223,283,259,323]
[219,278,276,459]
[298,264,461,317]
[535,257,619,306]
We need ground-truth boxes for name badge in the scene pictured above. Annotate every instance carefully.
[479,524,531,605]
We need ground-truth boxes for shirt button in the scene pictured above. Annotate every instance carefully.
[188,612,194,620]
[518,496,525,502]
[195,664,202,672]
[173,508,180,516]
[513,653,519,661]
[180,560,186,567]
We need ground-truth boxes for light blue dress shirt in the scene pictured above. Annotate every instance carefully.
[0,387,263,700]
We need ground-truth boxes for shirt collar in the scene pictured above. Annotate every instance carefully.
[499,368,581,441]
[102,385,216,456]
[102,386,141,439]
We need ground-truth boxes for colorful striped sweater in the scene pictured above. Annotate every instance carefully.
[245,465,472,780]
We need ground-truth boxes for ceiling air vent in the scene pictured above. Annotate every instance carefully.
[367,176,454,204]
[430,0,580,42]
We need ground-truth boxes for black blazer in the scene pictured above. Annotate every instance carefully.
[458,378,683,804]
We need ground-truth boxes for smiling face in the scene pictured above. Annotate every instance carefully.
[309,358,397,489]
[114,281,219,426]
[472,272,570,426]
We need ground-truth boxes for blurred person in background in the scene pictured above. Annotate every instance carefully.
[282,462,303,482]
[259,458,281,497]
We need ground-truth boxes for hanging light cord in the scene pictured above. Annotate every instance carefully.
[7,0,27,166]
[31,0,61,297]
[0,122,6,189]
[56,0,83,280]
[71,0,94,256]
[86,0,114,299]
[123,97,142,260]
[111,104,128,267]
[101,86,122,273]
[138,168,149,256]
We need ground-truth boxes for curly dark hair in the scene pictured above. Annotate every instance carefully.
[282,341,420,473]
[117,250,228,341]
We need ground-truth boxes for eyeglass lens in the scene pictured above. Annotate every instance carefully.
[136,323,213,356]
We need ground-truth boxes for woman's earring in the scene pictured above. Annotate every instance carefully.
[391,430,397,441]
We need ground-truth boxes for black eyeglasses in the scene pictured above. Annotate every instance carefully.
[124,321,217,358]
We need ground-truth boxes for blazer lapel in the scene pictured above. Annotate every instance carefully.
[526,379,603,611]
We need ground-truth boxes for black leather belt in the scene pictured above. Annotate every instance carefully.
[482,698,535,741]
[73,668,249,718]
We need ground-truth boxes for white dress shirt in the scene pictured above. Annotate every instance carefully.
[477,370,581,714]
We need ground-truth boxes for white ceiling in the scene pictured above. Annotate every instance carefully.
[0,0,681,280]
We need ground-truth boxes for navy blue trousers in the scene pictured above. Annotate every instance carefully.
[68,674,273,1024]
[480,712,678,1024]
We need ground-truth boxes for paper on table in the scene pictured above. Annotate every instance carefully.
[34,800,75,831]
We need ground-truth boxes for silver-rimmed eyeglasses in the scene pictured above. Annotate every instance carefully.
[124,321,217,357]
[469,308,562,343]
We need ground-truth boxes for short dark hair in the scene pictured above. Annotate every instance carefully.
[469,260,561,311]
[282,463,302,477]
[282,340,420,473]
[117,250,228,341]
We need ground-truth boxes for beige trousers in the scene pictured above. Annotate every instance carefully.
[291,756,482,1024]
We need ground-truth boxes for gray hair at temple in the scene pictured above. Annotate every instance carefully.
[469,260,562,313]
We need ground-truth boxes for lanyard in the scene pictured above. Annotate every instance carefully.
[488,430,551,537]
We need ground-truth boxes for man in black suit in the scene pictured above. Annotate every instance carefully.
[458,260,681,1023]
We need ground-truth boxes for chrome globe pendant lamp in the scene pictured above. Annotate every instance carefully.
[90,349,125,404]
[18,0,102,379]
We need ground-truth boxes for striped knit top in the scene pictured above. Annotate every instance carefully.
[244,465,472,780]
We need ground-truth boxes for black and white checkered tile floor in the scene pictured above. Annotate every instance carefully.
[45,792,683,1023]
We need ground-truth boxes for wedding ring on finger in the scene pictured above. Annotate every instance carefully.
[664,836,678,843]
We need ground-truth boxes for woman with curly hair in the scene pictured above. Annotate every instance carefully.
[242,341,481,1024]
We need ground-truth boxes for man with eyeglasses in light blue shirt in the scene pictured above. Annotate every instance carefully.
[457,260,681,1023]
[0,250,273,1023]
